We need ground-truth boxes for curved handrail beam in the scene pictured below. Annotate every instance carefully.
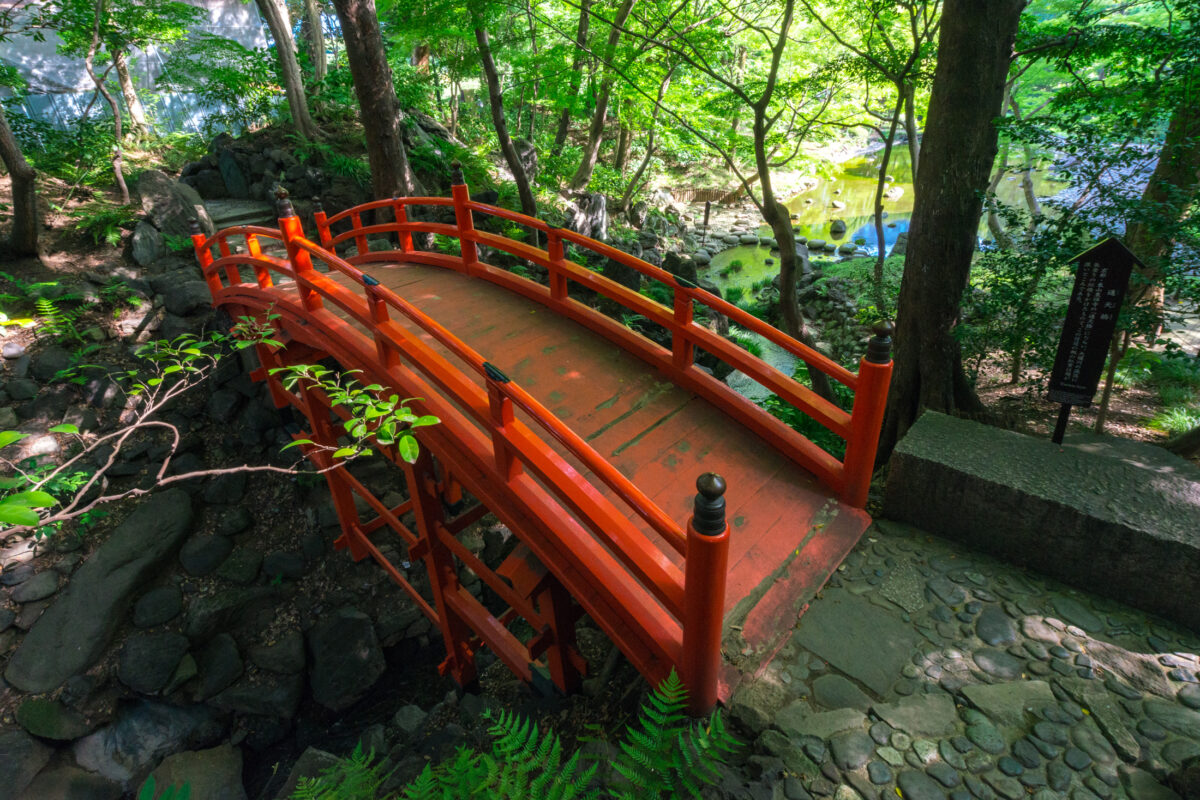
[195,225,285,253]
[321,196,455,227]
[287,236,689,555]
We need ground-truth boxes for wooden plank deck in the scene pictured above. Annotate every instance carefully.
[333,261,871,697]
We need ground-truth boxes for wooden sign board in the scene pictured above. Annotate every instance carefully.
[1048,238,1139,407]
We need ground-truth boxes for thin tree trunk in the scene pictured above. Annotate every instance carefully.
[568,0,637,190]
[331,0,421,202]
[1007,97,1041,218]
[986,142,1013,249]
[305,0,327,83]
[1093,329,1130,434]
[84,1,129,203]
[878,0,1024,460]
[526,0,539,142]
[903,84,920,179]
[1123,100,1200,324]
[256,0,318,139]
[475,25,537,219]
[450,79,459,138]
[872,95,903,314]
[619,68,673,214]
[112,48,147,136]
[614,124,632,172]
[0,104,38,256]
[551,0,592,157]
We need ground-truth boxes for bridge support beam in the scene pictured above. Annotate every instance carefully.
[842,322,895,507]
[682,473,730,716]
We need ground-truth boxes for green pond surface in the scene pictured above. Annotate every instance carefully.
[703,148,1067,293]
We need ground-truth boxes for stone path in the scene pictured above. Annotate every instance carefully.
[728,519,1200,800]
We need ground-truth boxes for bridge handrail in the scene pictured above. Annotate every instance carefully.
[193,221,689,620]
[308,181,892,507]
[465,200,859,389]
[288,236,688,553]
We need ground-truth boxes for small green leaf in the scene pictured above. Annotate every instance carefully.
[413,415,440,426]
[0,431,28,449]
[332,447,357,458]
[0,503,40,526]
[280,439,313,451]
[8,490,58,507]
[137,775,156,800]
[49,423,79,434]
[398,435,419,464]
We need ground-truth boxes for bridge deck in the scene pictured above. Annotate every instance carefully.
[334,261,871,692]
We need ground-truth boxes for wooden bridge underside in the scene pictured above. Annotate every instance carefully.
[320,261,871,697]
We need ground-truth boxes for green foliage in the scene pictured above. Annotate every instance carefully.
[68,201,136,247]
[640,284,672,306]
[159,34,281,133]
[1,109,117,186]
[138,775,191,800]
[35,297,85,344]
[760,363,855,459]
[609,670,739,799]
[292,670,737,799]
[730,332,764,359]
[271,366,439,464]
[1148,405,1200,435]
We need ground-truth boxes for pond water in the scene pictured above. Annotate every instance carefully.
[702,147,1067,293]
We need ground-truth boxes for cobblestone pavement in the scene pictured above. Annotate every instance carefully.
[726,519,1200,800]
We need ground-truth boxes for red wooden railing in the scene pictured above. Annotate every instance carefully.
[191,177,891,714]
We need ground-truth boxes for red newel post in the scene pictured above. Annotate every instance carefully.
[682,472,729,716]
[276,188,322,311]
[841,321,894,508]
[189,219,221,296]
[450,160,479,272]
[312,197,333,249]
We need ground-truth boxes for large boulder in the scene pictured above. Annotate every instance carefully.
[72,701,222,789]
[308,607,385,711]
[0,728,53,800]
[5,490,194,693]
[217,149,250,200]
[150,744,247,800]
[131,221,164,267]
[139,169,214,239]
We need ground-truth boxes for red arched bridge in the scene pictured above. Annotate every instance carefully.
[191,170,892,714]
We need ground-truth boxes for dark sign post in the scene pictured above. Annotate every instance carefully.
[1047,238,1141,444]
[702,200,712,245]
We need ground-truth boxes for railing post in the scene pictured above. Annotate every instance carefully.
[841,321,894,508]
[546,225,568,301]
[391,196,413,254]
[484,362,521,482]
[313,197,334,249]
[276,188,323,311]
[190,219,221,295]
[450,160,479,272]
[682,472,729,717]
[672,285,695,370]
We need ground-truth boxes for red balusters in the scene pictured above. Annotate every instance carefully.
[450,161,479,273]
[682,472,730,716]
[841,322,894,507]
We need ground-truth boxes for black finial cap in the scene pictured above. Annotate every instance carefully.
[312,197,323,213]
[275,186,295,218]
[692,472,727,536]
[188,219,201,235]
[867,321,894,364]
[450,160,465,186]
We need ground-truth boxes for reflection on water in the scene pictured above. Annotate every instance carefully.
[705,146,1067,290]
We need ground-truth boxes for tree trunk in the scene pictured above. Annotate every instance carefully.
[256,0,318,140]
[986,142,1014,249]
[0,104,38,256]
[475,26,537,219]
[112,49,147,136]
[84,2,129,204]
[903,84,920,179]
[872,96,903,314]
[619,69,673,214]
[551,0,592,157]
[1006,97,1041,218]
[305,0,327,83]
[753,109,834,402]
[613,124,632,172]
[1123,99,1200,317]
[568,0,637,191]
[331,0,420,202]
[878,0,1024,460]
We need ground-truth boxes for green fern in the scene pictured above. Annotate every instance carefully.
[609,670,739,799]
[35,297,83,343]
[292,744,390,800]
